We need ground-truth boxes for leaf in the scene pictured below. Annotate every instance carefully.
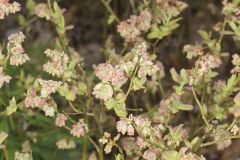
[170,68,180,83]
[115,154,121,160]
[107,15,115,24]
[162,150,181,160]
[132,77,145,91]
[5,97,17,116]
[114,103,127,118]
[58,84,76,101]
[0,131,8,144]
[234,92,240,105]
[78,82,87,96]
[191,137,202,152]
[104,98,117,110]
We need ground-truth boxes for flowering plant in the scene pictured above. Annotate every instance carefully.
[0,0,240,160]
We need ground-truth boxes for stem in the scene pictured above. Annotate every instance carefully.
[201,135,240,147]
[87,136,100,152]
[82,136,88,160]
[218,18,227,45]
[100,0,120,23]
[3,146,9,160]
[159,81,165,97]
[113,142,125,160]
[126,108,143,112]
[98,144,104,160]
[191,87,210,128]
[125,65,138,97]
[213,118,238,136]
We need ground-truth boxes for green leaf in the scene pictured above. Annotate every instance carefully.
[18,15,27,27]
[58,84,76,101]
[132,77,145,91]
[5,97,17,116]
[108,15,115,24]
[191,137,202,152]
[162,150,181,160]
[104,98,117,110]
[115,154,121,160]
[114,103,127,118]
[78,82,87,96]
[213,105,224,120]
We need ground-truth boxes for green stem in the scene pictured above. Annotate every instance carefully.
[201,135,240,147]
[191,87,210,128]
[213,118,238,136]
[82,136,88,160]
[218,18,227,45]
[113,142,125,160]
[98,144,104,160]
[100,0,120,23]
[3,146,9,160]
[125,65,138,97]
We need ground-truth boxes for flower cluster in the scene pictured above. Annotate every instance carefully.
[14,152,31,160]
[93,62,128,102]
[0,67,11,88]
[0,0,20,19]
[183,44,204,60]
[55,113,68,127]
[92,82,113,102]
[194,54,222,76]
[116,115,134,136]
[117,10,152,41]
[56,138,76,150]
[35,3,51,20]
[155,0,188,21]
[95,63,127,86]
[134,42,159,79]
[25,79,62,116]
[43,49,69,77]
[7,32,29,66]
[70,119,89,137]
[99,132,120,154]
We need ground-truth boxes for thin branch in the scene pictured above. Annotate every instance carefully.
[191,87,210,128]
[101,0,120,23]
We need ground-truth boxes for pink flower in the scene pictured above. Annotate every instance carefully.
[55,113,68,127]
[0,0,20,19]
[43,49,69,77]
[137,10,152,32]
[35,3,51,20]
[38,79,62,98]
[70,119,88,137]
[95,63,114,82]
[111,68,127,87]
[92,82,113,102]
[7,32,29,66]
[116,116,134,136]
